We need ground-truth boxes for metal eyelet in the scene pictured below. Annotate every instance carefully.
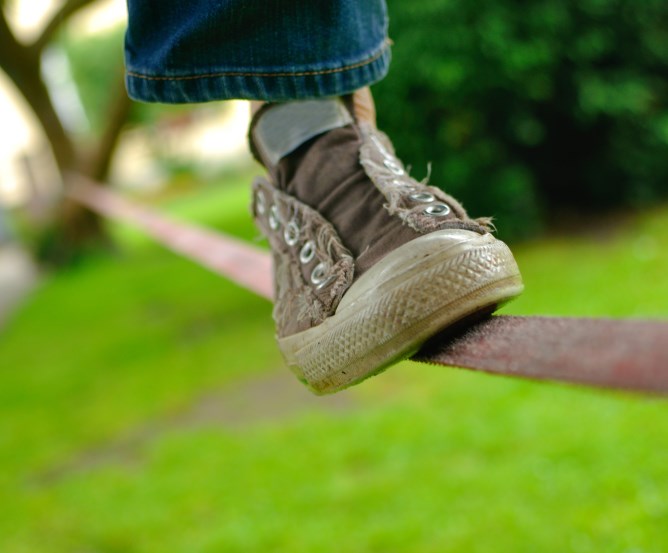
[424,203,451,217]
[409,192,435,203]
[310,262,333,289]
[255,190,267,215]
[269,205,281,230]
[384,158,404,175]
[299,241,316,264]
[284,220,300,246]
[316,276,336,290]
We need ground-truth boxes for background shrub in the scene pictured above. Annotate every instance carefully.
[377,0,668,240]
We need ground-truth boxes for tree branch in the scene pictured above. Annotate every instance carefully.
[32,0,100,54]
[87,72,133,181]
[0,6,39,101]
[0,4,24,69]
[0,4,76,172]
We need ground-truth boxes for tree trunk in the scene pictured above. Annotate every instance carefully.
[0,14,76,172]
[51,74,135,265]
[1,4,134,264]
[13,59,112,264]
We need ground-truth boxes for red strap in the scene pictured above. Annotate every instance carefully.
[415,316,668,395]
[68,179,273,299]
[69,179,668,395]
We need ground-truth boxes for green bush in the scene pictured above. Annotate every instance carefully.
[378,0,668,240]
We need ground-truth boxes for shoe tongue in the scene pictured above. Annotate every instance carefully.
[276,125,424,274]
[250,98,353,168]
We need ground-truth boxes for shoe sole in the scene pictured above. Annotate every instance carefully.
[278,230,524,394]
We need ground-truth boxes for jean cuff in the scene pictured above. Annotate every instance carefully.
[126,40,391,104]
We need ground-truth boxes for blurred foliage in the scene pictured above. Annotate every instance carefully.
[59,3,668,241]
[60,25,236,185]
[61,25,188,137]
[378,0,668,240]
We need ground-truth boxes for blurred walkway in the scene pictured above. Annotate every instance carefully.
[0,245,38,328]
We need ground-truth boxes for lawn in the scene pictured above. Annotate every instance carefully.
[1,172,667,553]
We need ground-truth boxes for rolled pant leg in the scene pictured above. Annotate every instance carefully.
[125,0,391,104]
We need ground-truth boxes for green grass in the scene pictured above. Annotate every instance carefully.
[1,175,668,552]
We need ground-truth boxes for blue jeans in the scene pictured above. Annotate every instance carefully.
[125,1,391,104]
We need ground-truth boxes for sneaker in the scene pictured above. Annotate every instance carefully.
[249,90,523,394]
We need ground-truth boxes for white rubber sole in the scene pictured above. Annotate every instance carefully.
[278,230,524,394]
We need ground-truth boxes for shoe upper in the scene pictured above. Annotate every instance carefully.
[250,97,493,337]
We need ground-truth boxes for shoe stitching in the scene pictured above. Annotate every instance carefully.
[127,42,389,82]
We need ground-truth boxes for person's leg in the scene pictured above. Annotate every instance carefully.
[124,3,523,394]
[125,0,390,103]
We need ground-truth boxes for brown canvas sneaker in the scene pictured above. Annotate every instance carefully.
[249,91,523,394]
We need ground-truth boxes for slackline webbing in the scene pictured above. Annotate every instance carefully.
[68,178,668,396]
[69,178,272,299]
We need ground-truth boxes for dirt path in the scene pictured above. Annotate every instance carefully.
[32,370,357,485]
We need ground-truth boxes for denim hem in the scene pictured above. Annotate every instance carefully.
[126,41,391,104]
